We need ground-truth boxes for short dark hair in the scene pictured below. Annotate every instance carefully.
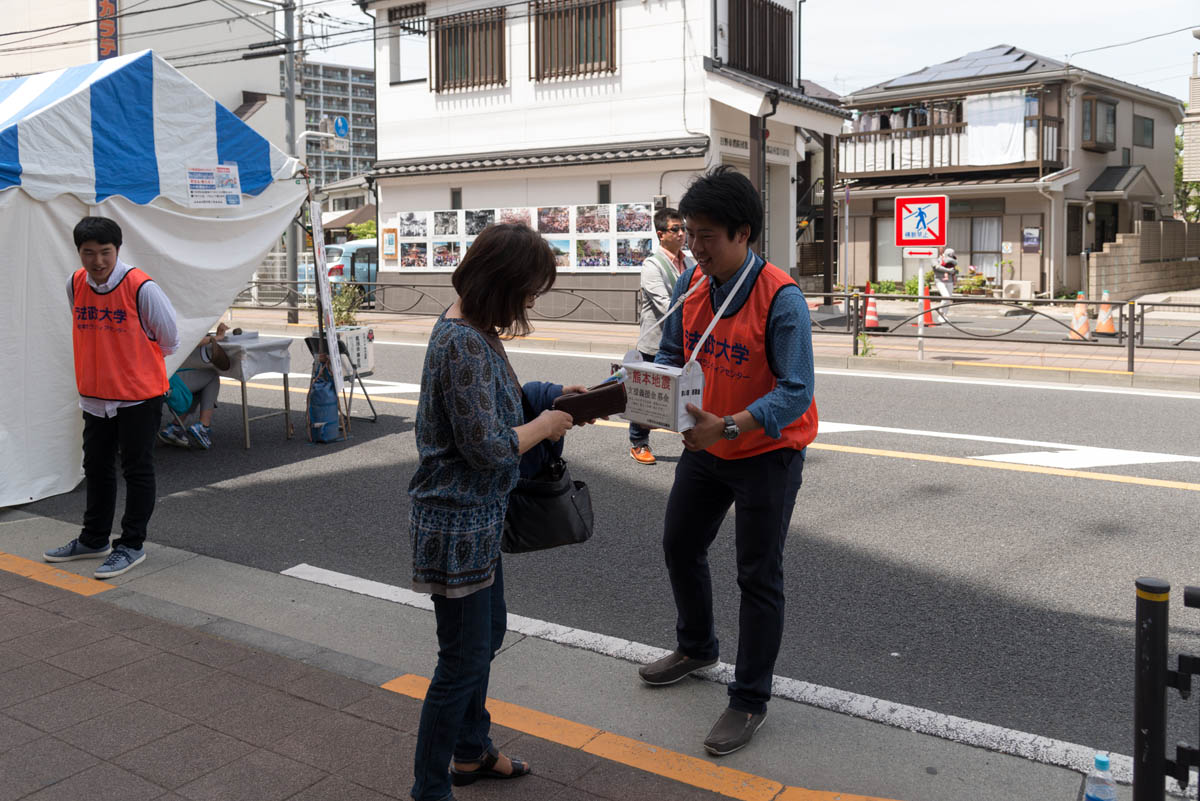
[678,165,762,244]
[452,224,556,338]
[73,217,123,249]
[653,207,681,232]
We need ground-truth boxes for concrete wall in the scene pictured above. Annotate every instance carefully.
[1088,232,1200,300]
[377,271,642,324]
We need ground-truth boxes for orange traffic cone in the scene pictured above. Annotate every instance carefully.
[1094,290,1116,336]
[1068,291,1091,340]
[910,282,938,327]
[863,282,886,331]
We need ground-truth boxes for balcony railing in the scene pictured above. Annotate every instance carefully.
[837,118,1062,178]
[726,0,792,86]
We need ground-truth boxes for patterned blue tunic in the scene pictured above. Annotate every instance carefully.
[408,316,522,597]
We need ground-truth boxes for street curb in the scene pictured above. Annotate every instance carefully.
[822,355,1200,392]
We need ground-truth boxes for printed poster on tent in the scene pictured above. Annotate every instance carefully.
[185,164,242,208]
[310,200,345,398]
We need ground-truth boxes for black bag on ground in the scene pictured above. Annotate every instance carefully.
[502,458,594,554]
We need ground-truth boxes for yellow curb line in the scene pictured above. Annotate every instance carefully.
[229,381,1199,490]
[0,552,114,596]
[382,673,898,801]
[808,443,1200,493]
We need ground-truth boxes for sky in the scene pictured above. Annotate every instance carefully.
[303,0,1197,104]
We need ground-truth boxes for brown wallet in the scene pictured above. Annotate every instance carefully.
[552,381,627,425]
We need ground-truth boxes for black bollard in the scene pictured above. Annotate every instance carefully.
[1134,577,1171,801]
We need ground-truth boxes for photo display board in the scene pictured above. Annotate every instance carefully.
[382,202,656,270]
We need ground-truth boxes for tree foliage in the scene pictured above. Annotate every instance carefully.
[347,219,377,241]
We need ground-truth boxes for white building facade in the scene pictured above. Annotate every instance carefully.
[359,0,846,319]
[1,0,300,160]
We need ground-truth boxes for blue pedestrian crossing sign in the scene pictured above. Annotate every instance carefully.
[333,116,348,137]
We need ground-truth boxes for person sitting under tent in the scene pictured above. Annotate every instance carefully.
[159,323,231,450]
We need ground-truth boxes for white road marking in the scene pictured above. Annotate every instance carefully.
[280,562,1159,786]
[816,421,1200,468]
[242,334,1200,400]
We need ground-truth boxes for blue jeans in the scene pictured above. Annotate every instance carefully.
[662,448,804,714]
[628,352,656,446]
[411,559,507,801]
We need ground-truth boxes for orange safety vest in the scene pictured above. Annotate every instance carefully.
[71,267,169,402]
[681,261,818,460]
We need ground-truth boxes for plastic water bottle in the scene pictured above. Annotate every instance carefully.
[1084,753,1116,801]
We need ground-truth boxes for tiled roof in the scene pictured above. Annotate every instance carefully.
[373,137,709,176]
[703,59,851,119]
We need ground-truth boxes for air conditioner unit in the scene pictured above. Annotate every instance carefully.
[1002,280,1033,300]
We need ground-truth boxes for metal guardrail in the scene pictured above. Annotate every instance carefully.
[230,279,1200,371]
[806,292,1200,374]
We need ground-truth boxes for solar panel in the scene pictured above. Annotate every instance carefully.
[969,53,1024,67]
[975,62,1035,77]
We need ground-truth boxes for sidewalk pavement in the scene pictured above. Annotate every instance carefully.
[222,298,1200,393]
[0,512,1103,801]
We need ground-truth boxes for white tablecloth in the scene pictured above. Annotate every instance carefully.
[182,333,291,380]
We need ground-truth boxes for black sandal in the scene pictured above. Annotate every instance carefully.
[449,746,532,786]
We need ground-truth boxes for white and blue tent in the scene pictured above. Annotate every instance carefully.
[0,50,305,506]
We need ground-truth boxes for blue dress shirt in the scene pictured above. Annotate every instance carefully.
[654,250,815,439]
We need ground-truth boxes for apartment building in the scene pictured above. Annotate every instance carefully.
[835,46,1184,296]
[285,60,378,188]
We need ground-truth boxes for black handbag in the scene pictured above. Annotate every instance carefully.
[502,458,594,554]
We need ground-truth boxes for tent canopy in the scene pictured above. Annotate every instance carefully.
[0,49,293,206]
[0,51,305,508]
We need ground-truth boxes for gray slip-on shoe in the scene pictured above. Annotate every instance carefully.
[703,707,767,756]
[637,650,718,686]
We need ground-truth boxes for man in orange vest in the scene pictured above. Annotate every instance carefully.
[44,217,179,578]
[637,167,817,756]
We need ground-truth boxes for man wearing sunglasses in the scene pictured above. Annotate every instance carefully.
[630,207,694,464]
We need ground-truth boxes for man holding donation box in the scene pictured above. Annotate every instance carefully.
[635,166,818,756]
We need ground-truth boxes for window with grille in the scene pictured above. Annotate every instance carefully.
[388,3,429,84]
[530,0,616,81]
[431,7,506,92]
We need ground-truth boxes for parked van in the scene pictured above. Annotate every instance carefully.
[327,239,378,304]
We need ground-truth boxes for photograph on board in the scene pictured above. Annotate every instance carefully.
[433,241,461,268]
[401,242,427,267]
[616,203,653,232]
[465,209,495,235]
[434,211,459,237]
[537,206,570,234]
[574,204,611,234]
[546,238,571,267]
[499,207,532,227]
[576,238,611,268]
[397,212,427,238]
[617,237,654,267]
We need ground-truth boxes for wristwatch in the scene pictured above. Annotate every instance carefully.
[722,415,740,440]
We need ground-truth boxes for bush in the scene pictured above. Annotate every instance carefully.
[331,283,362,327]
[870,280,898,295]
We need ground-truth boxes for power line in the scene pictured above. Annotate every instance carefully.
[0,0,213,45]
[1066,23,1200,63]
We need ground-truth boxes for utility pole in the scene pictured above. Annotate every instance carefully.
[284,0,299,324]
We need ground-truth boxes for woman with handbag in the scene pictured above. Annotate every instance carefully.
[408,223,577,801]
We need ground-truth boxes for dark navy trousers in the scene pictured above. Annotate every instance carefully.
[662,447,804,714]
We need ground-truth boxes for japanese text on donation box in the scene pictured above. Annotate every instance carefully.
[620,360,703,432]
[186,165,242,208]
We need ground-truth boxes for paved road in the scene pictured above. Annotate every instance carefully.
[21,336,1200,760]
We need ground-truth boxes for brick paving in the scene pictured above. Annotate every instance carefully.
[0,573,727,801]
